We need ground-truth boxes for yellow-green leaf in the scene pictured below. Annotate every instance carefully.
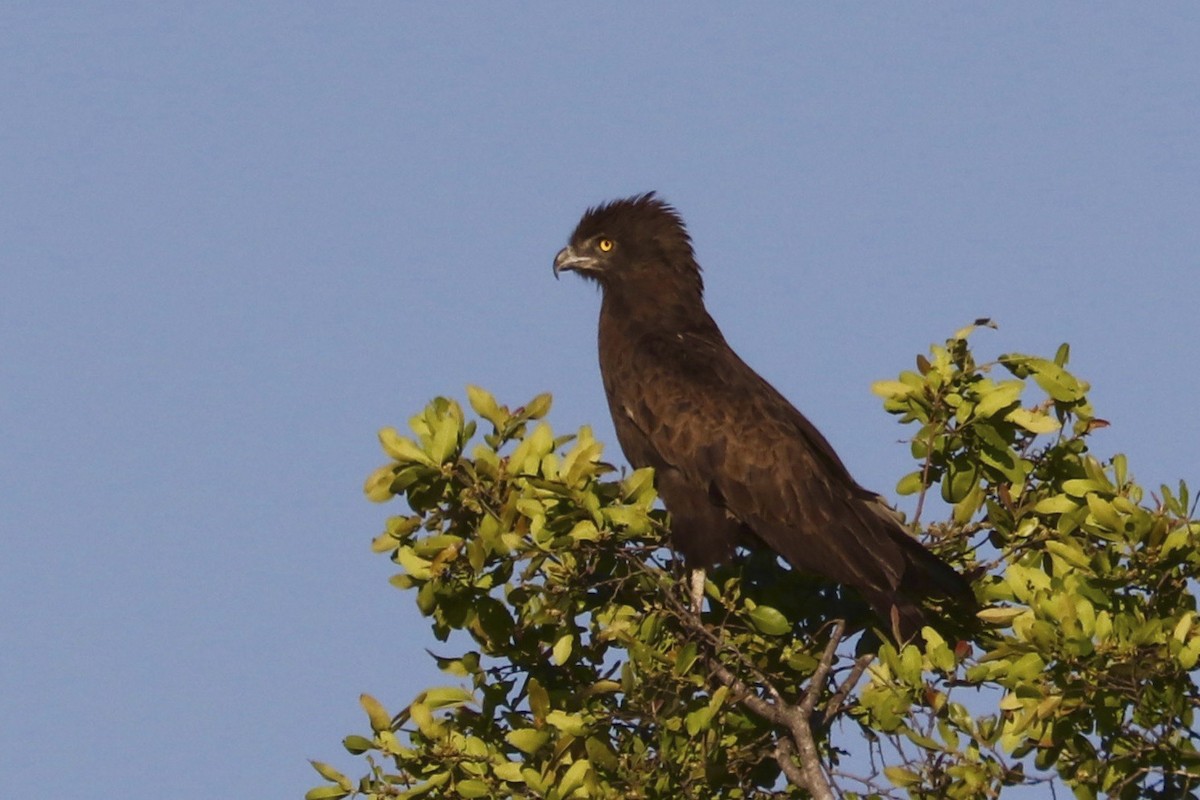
[551,633,574,666]
[360,693,392,733]
[379,427,434,465]
[429,409,461,464]
[884,765,921,787]
[1006,407,1061,433]
[494,762,525,782]
[748,604,791,636]
[1034,495,1078,514]
[1173,612,1195,643]
[394,547,433,580]
[409,701,446,739]
[308,761,351,789]
[528,677,549,724]
[998,693,1025,711]
[506,728,551,755]
[545,710,589,736]
[974,380,1024,418]
[523,392,553,420]
[364,465,397,502]
[422,686,474,709]
[1085,493,1123,531]
[454,779,490,798]
[342,735,373,754]
[871,380,917,399]
[977,606,1024,625]
[558,759,592,797]
[896,470,925,496]
[1044,539,1092,571]
[466,385,505,426]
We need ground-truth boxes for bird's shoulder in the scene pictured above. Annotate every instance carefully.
[601,315,855,483]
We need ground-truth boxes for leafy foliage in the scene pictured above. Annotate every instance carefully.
[310,326,1199,799]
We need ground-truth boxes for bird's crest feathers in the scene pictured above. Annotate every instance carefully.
[566,192,703,296]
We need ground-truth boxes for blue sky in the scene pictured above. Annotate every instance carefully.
[2,4,1197,797]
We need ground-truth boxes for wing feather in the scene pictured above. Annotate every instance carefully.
[604,325,909,594]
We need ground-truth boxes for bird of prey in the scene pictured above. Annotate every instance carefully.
[553,192,973,641]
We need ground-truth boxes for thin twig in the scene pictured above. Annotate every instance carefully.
[822,651,874,723]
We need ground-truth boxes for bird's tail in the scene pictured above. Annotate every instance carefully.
[882,536,977,643]
[861,500,978,642]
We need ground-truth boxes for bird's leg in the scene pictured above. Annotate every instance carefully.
[689,567,706,615]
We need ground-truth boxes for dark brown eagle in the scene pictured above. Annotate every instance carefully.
[554,192,973,641]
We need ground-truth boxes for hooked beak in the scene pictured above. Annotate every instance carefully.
[553,246,599,279]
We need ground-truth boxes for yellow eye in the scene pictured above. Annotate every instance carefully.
[598,238,614,252]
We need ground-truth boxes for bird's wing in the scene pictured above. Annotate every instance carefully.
[605,328,908,590]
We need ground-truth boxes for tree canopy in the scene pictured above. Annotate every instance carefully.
[309,324,1200,799]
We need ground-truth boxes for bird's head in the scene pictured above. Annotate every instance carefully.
[553,192,703,297]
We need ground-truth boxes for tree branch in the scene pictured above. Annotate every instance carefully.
[625,551,848,798]
[694,611,845,800]
[776,620,844,800]
[822,651,874,724]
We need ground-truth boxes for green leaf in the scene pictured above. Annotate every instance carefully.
[871,380,917,399]
[428,405,462,464]
[396,772,450,797]
[1044,539,1091,571]
[466,384,505,427]
[953,318,996,340]
[1007,652,1046,681]
[506,728,551,755]
[379,427,435,465]
[364,465,398,502]
[567,519,601,542]
[896,469,925,495]
[528,677,549,724]
[585,735,620,770]
[493,762,525,782]
[409,701,445,738]
[884,765,922,787]
[1172,612,1195,642]
[747,604,791,636]
[897,643,923,687]
[977,606,1024,626]
[1034,495,1079,514]
[974,380,1024,418]
[674,641,699,675]
[359,693,392,733]
[942,459,978,503]
[342,735,374,754]
[1179,638,1200,670]
[422,686,474,709]
[522,392,553,420]
[304,787,350,800]
[1084,493,1123,531]
[998,693,1024,711]
[1006,407,1061,434]
[953,481,984,524]
[1162,525,1192,556]
[551,633,574,666]
[395,546,433,580]
[545,710,589,736]
[558,759,592,797]
[1062,478,1107,497]
[454,779,490,798]
[309,761,351,789]
[685,703,715,736]
[1002,355,1087,402]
